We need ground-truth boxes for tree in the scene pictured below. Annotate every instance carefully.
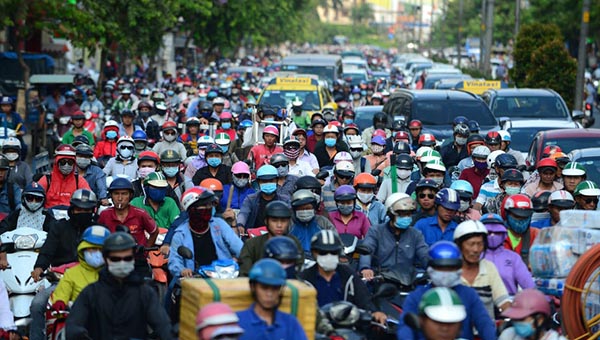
[510,23,562,86]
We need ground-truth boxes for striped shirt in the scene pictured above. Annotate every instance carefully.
[461,259,511,320]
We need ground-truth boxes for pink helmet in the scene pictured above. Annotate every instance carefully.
[232,161,251,175]
[333,151,352,163]
[263,125,279,137]
[501,289,551,319]
[196,302,244,340]
[220,112,233,120]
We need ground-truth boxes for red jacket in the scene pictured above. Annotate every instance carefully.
[93,127,118,159]
[38,156,90,208]
[458,167,489,199]
[247,144,283,169]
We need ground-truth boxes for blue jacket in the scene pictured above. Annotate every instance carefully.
[237,304,308,340]
[80,165,107,199]
[355,200,387,226]
[167,217,243,277]
[396,284,496,340]
[413,215,458,246]
[220,184,255,210]
[237,192,290,230]
[0,182,21,213]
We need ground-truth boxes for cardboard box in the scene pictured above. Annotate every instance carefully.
[179,278,317,340]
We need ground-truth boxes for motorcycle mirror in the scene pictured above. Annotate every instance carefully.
[371,169,382,177]
[316,170,329,181]
[516,165,527,172]
[404,312,420,330]
[177,246,194,260]
[0,242,14,253]
[355,244,371,256]
[372,283,398,300]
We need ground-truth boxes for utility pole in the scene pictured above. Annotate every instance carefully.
[514,0,521,41]
[575,0,591,110]
[482,0,494,77]
[418,0,424,46]
[480,0,487,72]
[457,0,463,68]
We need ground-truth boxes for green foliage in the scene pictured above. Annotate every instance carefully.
[527,39,577,109]
[510,23,562,86]
[351,3,374,25]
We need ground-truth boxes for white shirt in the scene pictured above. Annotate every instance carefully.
[289,160,316,177]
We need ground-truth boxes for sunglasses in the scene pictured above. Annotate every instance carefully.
[58,159,74,166]
[234,174,250,179]
[409,128,421,131]
[108,255,134,262]
[337,174,353,180]
[583,198,599,204]
[283,145,299,151]
[119,145,134,150]
[317,250,338,256]
[271,163,288,168]
[163,131,176,135]
[25,195,44,202]
[418,193,435,199]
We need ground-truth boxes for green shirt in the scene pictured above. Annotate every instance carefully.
[61,129,96,146]
[130,196,180,229]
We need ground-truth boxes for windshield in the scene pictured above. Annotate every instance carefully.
[342,73,367,86]
[259,89,320,111]
[281,65,335,85]
[575,156,600,187]
[492,96,569,119]
[508,127,562,152]
[355,108,381,131]
[413,100,497,126]
[544,138,600,154]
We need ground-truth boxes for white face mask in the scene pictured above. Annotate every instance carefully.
[431,177,444,186]
[357,192,374,204]
[317,254,339,272]
[371,145,384,154]
[295,209,315,222]
[108,260,135,278]
[164,133,177,142]
[4,152,19,161]
[397,169,412,180]
[455,137,467,146]
[76,157,91,169]
[350,150,363,159]
[427,267,463,288]
[459,200,470,212]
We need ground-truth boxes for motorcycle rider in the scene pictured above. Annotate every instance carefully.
[111,87,136,113]
[414,188,461,246]
[397,240,497,340]
[322,161,355,212]
[215,132,239,167]
[361,112,391,145]
[481,213,535,296]
[474,153,519,212]
[130,172,180,230]
[450,180,481,222]
[93,120,119,166]
[453,220,511,319]
[377,153,415,203]
[131,150,161,198]
[573,180,600,210]
[220,161,255,230]
[55,91,80,120]
[160,149,186,207]
[289,190,337,253]
[536,190,575,227]
[353,173,386,226]
[561,162,587,195]
[61,110,95,146]
[66,231,172,339]
[314,124,349,169]
[103,135,138,180]
[132,130,150,156]
[80,88,104,114]
[2,137,32,189]
[291,129,319,175]
[501,194,538,266]
[192,143,232,186]
[441,123,470,168]
[409,287,467,340]
[150,101,169,127]
[118,108,143,137]
[522,158,563,197]
[196,303,245,340]
[135,101,161,142]
[459,145,491,199]
[237,259,308,340]
[298,230,387,324]
[360,193,429,282]
[270,153,297,198]
[181,117,202,157]
[75,144,109,206]
[247,125,284,170]
[153,121,188,161]
[329,185,370,239]
[168,187,242,278]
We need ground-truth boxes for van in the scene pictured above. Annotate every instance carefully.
[281,54,342,87]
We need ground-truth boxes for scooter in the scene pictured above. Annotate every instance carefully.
[0,227,50,329]
[147,228,169,299]
[44,263,77,340]
[316,300,398,340]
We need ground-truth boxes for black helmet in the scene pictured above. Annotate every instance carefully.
[466,134,484,144]
[291,189,317,208]
[263,236,301,261]
[392,120,406,131]
[416,178,440,192]
[531,190,552,212]
[500,169,524,184]
[395,154,414,170]
[265,201,292,219]
[102,232,137,256]
[310,230,342,253]
[393,141,411,155]
[75,144,94,157]
[108,177,134,193]
[0,155,9,169]
[200,101,213,112]
[494,153,518,169]
[295,176,322,194]
[121,109,135,117]
[70,189,98,209]
[485,131,501,145]
[373,112,388,125]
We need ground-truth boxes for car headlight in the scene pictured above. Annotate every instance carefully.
[13,234,37,250]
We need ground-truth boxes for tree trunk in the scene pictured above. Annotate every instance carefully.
[16,47,30,91]
[97,47,109,95]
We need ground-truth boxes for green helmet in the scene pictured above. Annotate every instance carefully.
[562,162,586,177]
[215,133,231,146]
[574,180,600,196]
[418,287,466,323]
[160,149,181,163]
[144,171,168,188]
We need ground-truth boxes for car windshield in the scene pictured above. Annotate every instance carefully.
[259,89,320,111]
[343,73,367,86]
[355,108,382,131]
[281,65,335,84]
[544,137,600,154]
[574,156,600,186]
[413,100,497,126]
[508,127,563,152]
[492,96,569,119]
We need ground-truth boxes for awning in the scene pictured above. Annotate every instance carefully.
[30,74,74,84]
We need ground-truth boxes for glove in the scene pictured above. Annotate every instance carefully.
[51,300,67,313]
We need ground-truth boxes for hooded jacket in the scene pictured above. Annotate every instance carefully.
[38,154,91,208]
[93,126,119,159]
[51,240,103,304]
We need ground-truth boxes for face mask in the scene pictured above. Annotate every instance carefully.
[395,216,413,229]
[337,203,354,216]
[397,169,412,180]
[233,176,249,188]
[488,170,498,181]
[504,186,521,195]
[459,200,470,212]
[4,152,19,161]
[24,199,44,212]
[455,137,467,146]
[163,167,179,178]
[137,167,155,179]
[474,160,488,170]
[88,95,96,102]
[263,117,275,122]
[146,186,167,202]
[76,157,91,169]
[507,215,531,234]
[371,145,384,154]
[164,133,177,142]
[324,138,337,147]
[317,254,339,272]
[427,267,463,288]
[276,165,289,177]
[69,212,94,229]
[202,111,211,119]
[108,260,135,278]
[513,321,535,338]
[118,147,133,159]
[431,177,444,186]
[84,250,105,268]
[189,207,213,230]
[207,157,222,168]
[296,209,315,222]
[59,163,74,175]
[220,145,229,153]
[284,148,300,160]
[357,192,373,204]
[344,119,353,125]
[139,111,149,119]
[487,233,506,249]
[106,130,117,139]
[350,150,362,159]
[353,94,360,100]
[260,182,277,195]
[221,122,231,129]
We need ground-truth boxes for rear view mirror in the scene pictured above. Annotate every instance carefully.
[355,244,371,256]
[372,283,398,300]
[177,246,193,260]
[316,170,329,180]
[404,312,420,330]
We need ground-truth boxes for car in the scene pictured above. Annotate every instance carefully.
[525,128,600,167]
[423,73,471,89]
[382,89,498,141]
[481,88,588,126]
[568,147,600,186]
[342,69,370,87]
[257,77,334,113]
[355,105,384,132]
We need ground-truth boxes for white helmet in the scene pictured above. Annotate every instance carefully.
[472,145,491,159]
[117,135,134,146]
[334,161,355,174]
[323,124,339,134]
[2,137,21,150]
[487,150,505,168]
[346,135,364,149]
[416,146,432,160]
[104,120,119,129]
[453,220,488,242]
[212,97,226,105]
[384,193,410,212]
[334,151,353,164]
[424,159,446,172]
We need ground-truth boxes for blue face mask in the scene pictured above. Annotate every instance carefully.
[83,250,105,268]
[260,182,277,195]
[507,214,531,234]
[221,122,231,129]
[146,186,167,202]
[207,157,222,168]
[394,216,413,229]
[167,90,175,97]
[344,119,354,125]
[325,138,337,147]
[106,131,117,139]
[264,117,275,122]
[163,167,179,178]
[220,145,229,153]
[513,321,535,338]
[202,111,211,118]
[337,204,354,216]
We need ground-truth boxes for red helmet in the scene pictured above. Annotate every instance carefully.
[501,194,533,220]
[263,125,279,137]
[542,145,562,157]
[55,144,76,158]
[138,151,160,164]
[537,157,558,170]
[419,133,436,146]
[373,129,387,139]
[329,121,342,129]
[342,109,355,117]
[409,119,422,128]
[394,131,409,140]
[501,289,551,319]
[162,121,177,131]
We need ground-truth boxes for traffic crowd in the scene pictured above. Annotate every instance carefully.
[0,57,580,340]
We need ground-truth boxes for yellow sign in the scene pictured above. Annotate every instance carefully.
[461,80,502,94]
[275,77,313,85]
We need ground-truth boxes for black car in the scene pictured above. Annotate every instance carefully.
[382,89,498,141]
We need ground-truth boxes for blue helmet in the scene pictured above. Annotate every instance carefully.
[468,120,480,132]
[132,130,147,142]
[207,91,218,100]
[238,120,253,129]
[494,153,518,169]
[428,241,462,268]
[480,213,505,225]
[453,116,468,125]
[256,165,278,180]
[264,236,301,261]
[0,96,14,105]
[450,180,474,200]
[23,182,45,197]
[249,258,286,286]
[108,177,134,192]
[82,225,111,246]
[435,188,461,211]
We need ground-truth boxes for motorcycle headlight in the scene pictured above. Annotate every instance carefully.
[13,234,37,250]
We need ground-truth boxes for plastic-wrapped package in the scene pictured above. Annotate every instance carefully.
[534,277,565,297]
[574,228,600,255]
[559,210,600,229]
[530,227,579,278]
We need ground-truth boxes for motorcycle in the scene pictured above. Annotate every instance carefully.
[44,263,77,340]
[316,301,398,340]
[147,228,169,299]
[56,116,71,139]
[0,227,50,329]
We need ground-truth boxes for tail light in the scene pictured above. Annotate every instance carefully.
[586,103,592,110]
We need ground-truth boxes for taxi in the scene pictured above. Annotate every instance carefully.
[257,76,336,115]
